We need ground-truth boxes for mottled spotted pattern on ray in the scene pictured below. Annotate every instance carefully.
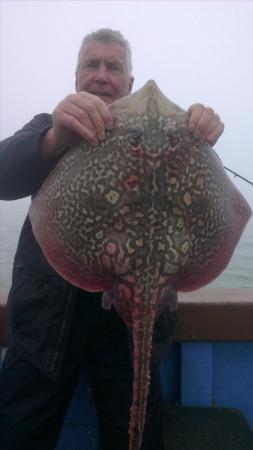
[29,80,252,450]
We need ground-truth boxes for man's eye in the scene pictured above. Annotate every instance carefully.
[108,64,122,72]
[84,61,99,69]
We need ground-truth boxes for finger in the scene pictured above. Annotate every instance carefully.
[85,101,108,141]
[54,108,98,144]
[92,96,114,130]
[199,115,222,142]
[75,93,113,140]
[193,108,216,140]
[204,122,225,146]
[187,104,205,132]
[66,95,105,142]
[58,101,96,138]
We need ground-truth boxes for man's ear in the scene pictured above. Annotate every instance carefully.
[128,76,134,94]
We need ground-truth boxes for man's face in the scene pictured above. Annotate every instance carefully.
[75,41,134,104]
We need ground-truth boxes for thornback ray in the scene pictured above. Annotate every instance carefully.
[29,80,252,450]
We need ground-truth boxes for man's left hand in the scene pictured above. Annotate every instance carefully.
[187,103,224,146]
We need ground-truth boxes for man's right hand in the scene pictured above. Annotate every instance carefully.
[40,92,114,160]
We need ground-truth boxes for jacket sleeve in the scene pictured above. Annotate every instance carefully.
[0,113,59,200]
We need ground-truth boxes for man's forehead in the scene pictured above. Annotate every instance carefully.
[83,41,126,63]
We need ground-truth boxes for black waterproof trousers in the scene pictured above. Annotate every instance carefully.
[0,292,167,450]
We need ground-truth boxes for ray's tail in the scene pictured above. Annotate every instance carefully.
[128,286,157,450]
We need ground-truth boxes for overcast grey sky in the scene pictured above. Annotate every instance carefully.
[1,0,253,210]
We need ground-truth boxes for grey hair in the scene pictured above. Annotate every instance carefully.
[76,28,133,75]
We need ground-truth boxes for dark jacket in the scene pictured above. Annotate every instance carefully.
[0,114,82,379]
[0,114,177,380]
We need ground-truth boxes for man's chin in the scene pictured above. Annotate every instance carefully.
[97,94,114,104]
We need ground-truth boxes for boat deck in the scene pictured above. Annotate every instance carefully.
[164,406,253,450]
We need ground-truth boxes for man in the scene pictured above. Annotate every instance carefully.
[0,29,224,450]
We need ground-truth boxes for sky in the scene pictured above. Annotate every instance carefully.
[0,0,253,217]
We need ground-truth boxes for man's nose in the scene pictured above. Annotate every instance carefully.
[94,63,109,83]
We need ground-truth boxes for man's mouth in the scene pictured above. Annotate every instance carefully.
[92,92,112,98]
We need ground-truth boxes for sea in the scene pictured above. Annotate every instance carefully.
[0,198,252,296]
